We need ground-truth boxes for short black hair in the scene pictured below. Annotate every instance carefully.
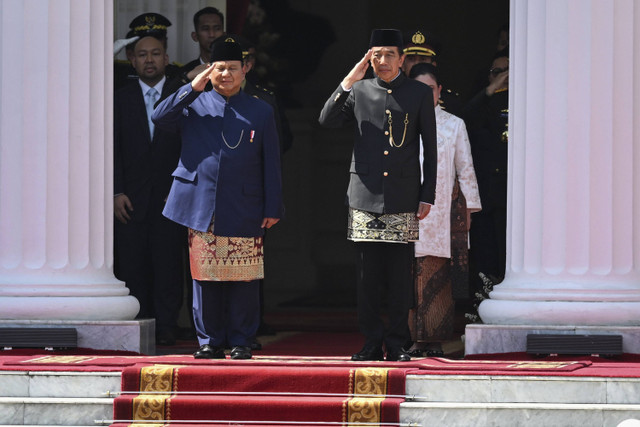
[193,7,224,31]
[409,62,440,85]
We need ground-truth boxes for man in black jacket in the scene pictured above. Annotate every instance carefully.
[319,29,437,362]
[114,31,185,346]
[464,48,509,295]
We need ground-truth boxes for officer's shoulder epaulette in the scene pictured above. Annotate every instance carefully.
[255,84,274,96]
[114,59,130,65]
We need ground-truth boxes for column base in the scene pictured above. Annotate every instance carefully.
[464,324,640,356]
[478,299,640,326]
[0,319,155,354]
[0,295,140,321]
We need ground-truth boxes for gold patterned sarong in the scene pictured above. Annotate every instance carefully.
[348,208,418,243]
[188,218,263,282]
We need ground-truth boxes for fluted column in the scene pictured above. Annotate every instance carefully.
[479,0,640,326]
[0,0,139,320]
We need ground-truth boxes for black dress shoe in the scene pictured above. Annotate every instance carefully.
[351,346,384,361]
[424,348,444,357]
[386,347,411,362]
[193,344,226,359]
[406,348,425,358]
[230,346,252,360]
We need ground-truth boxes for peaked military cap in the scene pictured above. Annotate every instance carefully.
[234,35,255,60]
[403,30,440,57]
[210,36,244,63]
[129,13,172,38]
[369,29,403,50]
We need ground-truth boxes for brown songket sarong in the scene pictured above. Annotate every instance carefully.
[188,218,264,282]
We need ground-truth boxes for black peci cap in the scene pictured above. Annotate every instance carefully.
[210,36,244,63]
[369,29,403,50]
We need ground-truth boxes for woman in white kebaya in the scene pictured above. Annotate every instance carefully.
[407,63,482,357]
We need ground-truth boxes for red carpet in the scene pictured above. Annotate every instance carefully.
[112,364,407,425]
[3,344,640,426]
[4,349,640,377]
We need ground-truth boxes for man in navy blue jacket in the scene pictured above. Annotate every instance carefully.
[152,37,283,360]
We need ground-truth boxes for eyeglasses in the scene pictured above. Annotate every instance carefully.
[490,67,508,76]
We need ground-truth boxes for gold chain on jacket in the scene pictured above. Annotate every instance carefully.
[221,129,244,149]
[387,111,409,148]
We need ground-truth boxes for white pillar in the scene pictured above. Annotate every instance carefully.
[478,0,640,326]
[0,0,139,320]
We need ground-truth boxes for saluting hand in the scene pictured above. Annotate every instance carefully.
[341,49,373,90]
[186,63,209,82]
[191,63,216,92]
[486,70,509,96]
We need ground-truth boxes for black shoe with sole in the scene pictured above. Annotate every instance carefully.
[193,344,226,359]
[351,346,384,361]
[386,347,411,362]
[230,346,252,360]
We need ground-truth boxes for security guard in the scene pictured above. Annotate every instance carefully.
[319,29,437,362]
[402,30,464,117]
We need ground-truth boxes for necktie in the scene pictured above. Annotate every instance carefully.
[145,87,159,137]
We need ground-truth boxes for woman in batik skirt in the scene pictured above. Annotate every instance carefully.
[407,63,482,357]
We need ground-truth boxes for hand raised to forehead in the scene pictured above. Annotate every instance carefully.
[486,69,509,96]
[191,63,215,92]
[341,49,373,90]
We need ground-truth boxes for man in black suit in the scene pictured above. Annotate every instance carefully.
[319,29,437,362]
[114,31,185,346]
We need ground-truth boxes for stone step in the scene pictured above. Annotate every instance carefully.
[0,371,120,398]
[400,402,640,427]
[0,397,113,426]
[406,374,640,404]
[2,370,640,426]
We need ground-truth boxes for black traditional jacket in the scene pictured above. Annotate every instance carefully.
[319,72,437,214]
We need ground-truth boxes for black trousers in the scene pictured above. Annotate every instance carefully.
[115,207,186,334]
[469,204,507,294]
[354,241,414,350]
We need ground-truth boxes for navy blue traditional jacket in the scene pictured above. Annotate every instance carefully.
[153,83,283,236]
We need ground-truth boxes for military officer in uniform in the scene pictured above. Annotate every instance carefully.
[114,13,182,91]
[463,48,509,295]
[402,30,464,118]
[238,36,293,154]
[319,29,437,362]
